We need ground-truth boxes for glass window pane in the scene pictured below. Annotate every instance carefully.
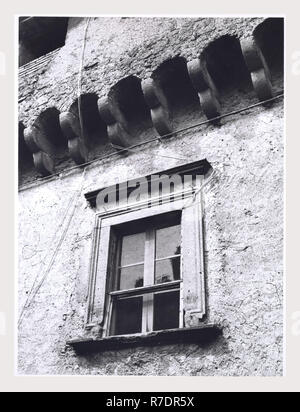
[156,224,181,259]
[120,232,145,266]
[119,265,144,290]
[155,256,181,284]
[153,290,180,331]
[111,296,143,336]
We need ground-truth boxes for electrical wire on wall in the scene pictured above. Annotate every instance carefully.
[77,17,91,141]
[18,168,87,326]
[182,169,218,210]
[18,19,92,326]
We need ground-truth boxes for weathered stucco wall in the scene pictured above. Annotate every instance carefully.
[18,17,284,376]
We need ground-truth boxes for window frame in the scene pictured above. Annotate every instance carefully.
[85,163,209,337]
[107,220,183,337]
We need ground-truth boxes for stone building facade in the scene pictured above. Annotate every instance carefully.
[18,17,284,375]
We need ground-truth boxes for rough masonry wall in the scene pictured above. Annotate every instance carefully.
[19,17,265,124]
[18,101,284,376]
[18,17,284,375]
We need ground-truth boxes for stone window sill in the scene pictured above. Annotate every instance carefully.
[67,324,222,355]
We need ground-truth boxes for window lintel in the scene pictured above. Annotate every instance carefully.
[84,159,212,208]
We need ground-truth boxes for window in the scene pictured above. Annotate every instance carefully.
[108,218,182,336]
[19,17,69,67]
[85,160,211,338]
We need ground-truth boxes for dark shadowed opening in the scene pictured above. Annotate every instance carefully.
[108,76,153,140]
[109,76,151,125]
[33,108,70,169]
[153,290,180,331]
[35,108,67,149]
[70,93,108,147]
[152,56,199,111]
[202,35,252,93]
[19,17,69,66]
[254,18,284,75]
[111,297,143,336]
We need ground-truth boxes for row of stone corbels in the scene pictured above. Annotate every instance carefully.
[23,36,273,177]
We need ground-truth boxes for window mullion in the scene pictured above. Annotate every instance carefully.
[142,228,155,333]
[144,228,155,285]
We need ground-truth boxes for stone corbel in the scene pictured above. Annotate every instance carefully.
[98,97,132,150]
[141,78,172,137]
[187,58,221,122]
[59,112,88,165]
[23,124,55,176]
[240,37,273,102]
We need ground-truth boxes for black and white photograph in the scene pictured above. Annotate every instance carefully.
[17,16,284,376]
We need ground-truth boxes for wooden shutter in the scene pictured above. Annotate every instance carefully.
[181,186,206,327]
[86,219,118,336]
